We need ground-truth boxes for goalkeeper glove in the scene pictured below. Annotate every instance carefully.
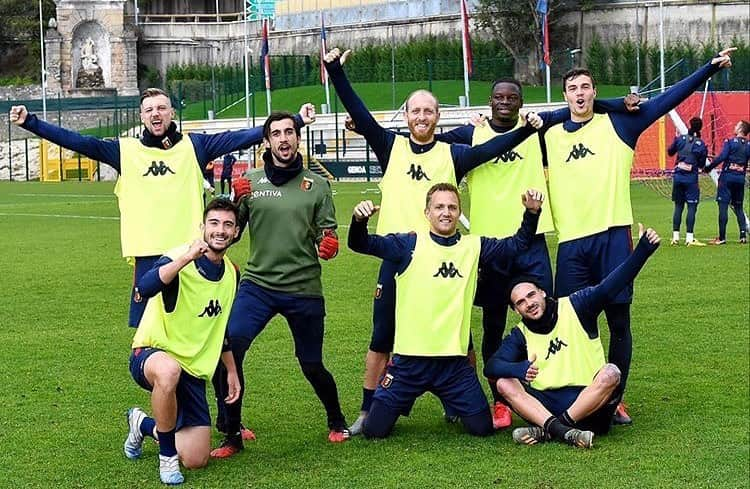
[318,229,339,260]
[232,178,252,204]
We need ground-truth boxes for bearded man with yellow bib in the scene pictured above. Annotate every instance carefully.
[484,224,660,448]
[324,47,547,435]
[10,91,316,330]
[348,183,544,438]
[433,78,635,430]
[542,48,736,424]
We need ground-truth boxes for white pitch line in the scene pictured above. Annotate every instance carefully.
[0,212,119,220]
[11,193,113,198]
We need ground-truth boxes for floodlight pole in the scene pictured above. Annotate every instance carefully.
[39,0,47,121]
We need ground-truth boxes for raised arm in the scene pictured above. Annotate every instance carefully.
[11,106,121,170]
[611,48,735,147]
[705,139,731,171]
[189,106,311,165]
[571,224,661,318]
[348,200,414,264]
[323,48,395,164]
[478,189,543,272]
[451,113,541,179]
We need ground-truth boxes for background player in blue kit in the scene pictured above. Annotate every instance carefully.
[667,117,708,246]
[705,119,750,244]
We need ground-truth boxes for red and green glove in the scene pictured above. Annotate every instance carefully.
[318,229,339,260]
[232,177,252,204]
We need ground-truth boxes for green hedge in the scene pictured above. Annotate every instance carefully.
[163,35,514,110]
[585,34,749,90]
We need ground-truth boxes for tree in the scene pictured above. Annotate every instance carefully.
[0,0,56,80]
[474,0,583,83]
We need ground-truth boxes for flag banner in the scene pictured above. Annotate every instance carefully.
[536,0,550,66]
[260,19,271,90]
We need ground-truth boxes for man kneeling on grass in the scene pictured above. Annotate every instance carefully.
[484,224,661,448]
[123,198,241,485]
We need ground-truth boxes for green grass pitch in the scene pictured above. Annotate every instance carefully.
[0,180,747,488]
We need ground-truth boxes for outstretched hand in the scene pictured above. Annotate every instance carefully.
[9,105,28,126]
[637,223,661,246]
[520,110,543,130]
[324,48,352,66]
[711,47,736,68]
[353,200,380,222]
[299,103,316,124]
[623,93,644,112]
[468,113,487,127]
[521,189,544,214]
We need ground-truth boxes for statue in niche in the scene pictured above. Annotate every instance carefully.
[81,37,99,70]
[76,36,105,88]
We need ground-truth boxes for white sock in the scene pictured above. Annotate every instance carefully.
[686,232,695,243]
[673,231,680,241]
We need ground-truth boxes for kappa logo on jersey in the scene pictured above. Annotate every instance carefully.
[565,143,596,162]
[406,164,431,181]
[433,261,463,278]
[493,150,523,164]
[198,299,222,318]
[544,336,569,360]
[142,161,176,176]
[300,177,314,191]
[258,176,270,184]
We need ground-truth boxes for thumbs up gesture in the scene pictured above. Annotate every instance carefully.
[525,353,539,382]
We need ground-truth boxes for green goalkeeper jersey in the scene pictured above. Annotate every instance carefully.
[237,167,337,296]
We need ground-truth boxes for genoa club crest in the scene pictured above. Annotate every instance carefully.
[380,373,393,389]
[300,177,314,191]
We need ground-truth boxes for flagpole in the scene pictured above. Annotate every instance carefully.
[545,65,551,103]
[321,14,331,111]
[325,74,331,110]
[262,19,271,115]
[460,0,470,106]
[243,2,250,127]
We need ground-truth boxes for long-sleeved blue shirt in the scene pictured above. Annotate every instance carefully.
[348,209,540,276]
[19,113,303,173]
[667,134,708,181]
[433,98,631,148]
[539,60,722,157]
[324,59,556,182]
[705,136,750,177]
[483,233,659,381]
